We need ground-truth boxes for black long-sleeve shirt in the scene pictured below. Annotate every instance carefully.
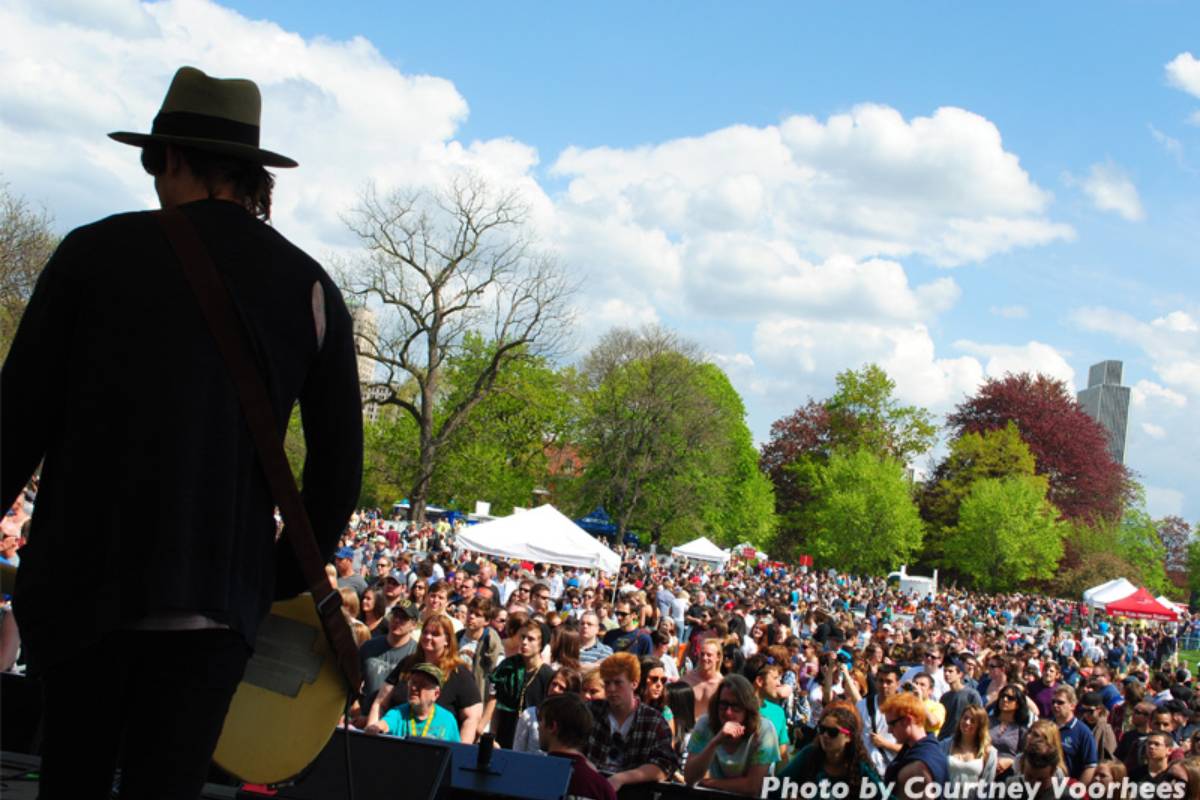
[0,199,362,673]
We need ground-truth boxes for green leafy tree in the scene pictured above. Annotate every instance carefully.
[763,364,935,558]
[1187,536,1200,598]
[576,327,776,548]
[825,364,937,461]
[944,475,1065,592]
[801,448,923,574]
[431,337,575,515]
[1055,551,1142,599]
[1114,509,1170,596]
[634,364,776,549]
[919,422,1038,568]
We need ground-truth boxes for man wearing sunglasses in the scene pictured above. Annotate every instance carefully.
[1078,691,1117,762]
[602,601,652,656]
[881,692,949,800]
[1051,685,1098,782]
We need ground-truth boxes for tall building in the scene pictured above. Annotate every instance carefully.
[1077,360,1131,464]
[349,304,383,423]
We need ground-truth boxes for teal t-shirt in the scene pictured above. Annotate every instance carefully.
[380,703,461,742]
[687,714,780,778]
[761,699,790,754]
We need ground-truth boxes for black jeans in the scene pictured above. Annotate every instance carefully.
[38,628,250,800]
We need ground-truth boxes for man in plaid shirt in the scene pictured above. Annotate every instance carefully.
[585,652,678,791]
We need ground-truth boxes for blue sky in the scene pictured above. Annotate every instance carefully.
[2,0,1197,520]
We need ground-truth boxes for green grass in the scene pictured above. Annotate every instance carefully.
[1178,650,1200,672]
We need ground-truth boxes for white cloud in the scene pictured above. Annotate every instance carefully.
[1071,161,1145,222]
[552,103,1072,271]
[1131,379,1188,408]
[951,340,1076,386]
[990,305,1028,319]
[751,317,986,412]
[1141,422,1167,440]
[1166,52,1200,99]
[1072,307,1200,397]
[0,0,544,258]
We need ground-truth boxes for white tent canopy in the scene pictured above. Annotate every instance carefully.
[1157,596,1186,614]
[1083,578,1138,609]
[454,505,621,574]
[671,536,731,566]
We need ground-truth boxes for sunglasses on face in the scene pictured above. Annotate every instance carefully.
[645,675,665,684]
[819,724,851,738]
[717,701,744,713]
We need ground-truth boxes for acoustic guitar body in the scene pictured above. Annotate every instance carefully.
[212,594,347,784]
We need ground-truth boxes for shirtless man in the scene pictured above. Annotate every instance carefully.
[684,638,724,711]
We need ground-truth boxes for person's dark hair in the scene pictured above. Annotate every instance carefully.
[818,701,870,769]
[552,666,583,694]
[538,693,593,750]
[721,642,745,676]
[360,586,386,623]
[638,657,669,710]
[877,663,903,681]
[666,680,697,743]
[503,610,530,639]
[141,143,275,220]
[467,596,493,616]
[706,674,761,736]
[551,627,581,670]
[996,685,1032,727]
[743,653,782,686]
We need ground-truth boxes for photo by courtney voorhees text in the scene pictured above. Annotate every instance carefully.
[760,777,1187,800]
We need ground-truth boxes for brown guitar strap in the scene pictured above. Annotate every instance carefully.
[155,207,363,697]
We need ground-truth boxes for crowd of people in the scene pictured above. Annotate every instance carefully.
[4,497,1200,799]
[309,508,1200,800]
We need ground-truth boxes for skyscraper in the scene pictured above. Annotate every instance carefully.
[1077,360,1131,464]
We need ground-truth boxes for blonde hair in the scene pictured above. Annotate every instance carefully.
[953,705,992,760]
[1026,719,1066,771]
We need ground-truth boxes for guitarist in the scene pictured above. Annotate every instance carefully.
[0,67,363,799]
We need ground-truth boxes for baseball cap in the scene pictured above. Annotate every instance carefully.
[386,569,405,584]
[392,601,420,622]
[334,546,355,560]
[409,663,445,686]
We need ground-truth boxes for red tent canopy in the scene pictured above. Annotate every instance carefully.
[1105,587,1179,621]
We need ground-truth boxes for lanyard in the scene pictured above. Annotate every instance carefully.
[409,710,435,738]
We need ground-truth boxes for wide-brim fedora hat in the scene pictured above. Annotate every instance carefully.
[109,66,297,168]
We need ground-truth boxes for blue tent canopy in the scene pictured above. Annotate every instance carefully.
[576,507,641,547]
[576,507,617,536]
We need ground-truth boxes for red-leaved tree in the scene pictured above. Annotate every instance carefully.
[1159,516,1192,587]
[759,400,833,514]
[946,373,1131,522]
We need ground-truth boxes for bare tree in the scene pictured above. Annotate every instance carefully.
[339,174,574,521]
[0,183,59,361]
